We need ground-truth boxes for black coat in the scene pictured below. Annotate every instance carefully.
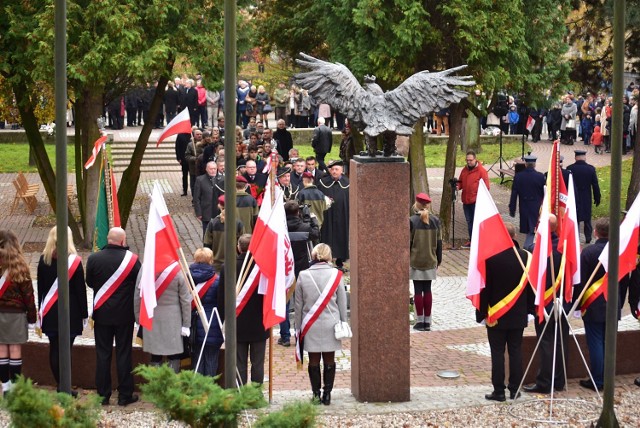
[319,175,350,260]
[218,253,270,342]
[312,124,333,154]
[273,128,294,161]
[37,255,88,336]
[287,215,321,277]
[566,160,600,222]
[509,167,545,233]
[164,87,180,114]
[478,242,535,329]
[85,245,141,326]
[175,133,191,163]
[575,238,614,323]
[183,87,199,112]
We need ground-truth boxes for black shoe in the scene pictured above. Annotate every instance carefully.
[101,396,110,406]
[277,338,291,347]
[57,388,78,398]
[423,323,431,331]
[523,383,550,394]
[118,394,139,406]
[485,391,506,402]
[181,192,188,196]
[413,322,424,331]
[510,391,521,400]
[579,379,602,391]
[634,377,640,387]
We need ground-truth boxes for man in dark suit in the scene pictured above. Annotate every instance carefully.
[567,150,601,244]
[477,222,534,402]
[85,228,141,406]
[183,79,199,125]
[175,132,192,196]
[509,155,545,248]
[523,214,570,393]
[312,117,333,173]
[194,161,224,238]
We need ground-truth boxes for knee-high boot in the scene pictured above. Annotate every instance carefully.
[308,365,321,404]
[322,363,336,405]
[167,359,181,374]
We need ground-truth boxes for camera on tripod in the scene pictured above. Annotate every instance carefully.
[300,203,312,223]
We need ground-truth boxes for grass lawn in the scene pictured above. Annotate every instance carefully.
[0,143,76,173]
[290,140,526,169]
[592,158,633,218]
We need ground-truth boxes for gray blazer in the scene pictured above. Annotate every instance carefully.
[294,263,348,353]
[134,271,192,356]
[193,173,223,223]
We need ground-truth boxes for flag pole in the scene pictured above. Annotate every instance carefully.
[177,248,209,331]
[235,252,254,295]
[568,261,603,315]
[268,152,277,403]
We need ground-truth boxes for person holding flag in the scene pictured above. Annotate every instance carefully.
[294,244,348,405]
[476,223,534,402]
[36,226,88,396]
[573,218,609,391]
[86,227,141,406]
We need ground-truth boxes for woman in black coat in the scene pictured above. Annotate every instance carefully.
[36,227,88,393]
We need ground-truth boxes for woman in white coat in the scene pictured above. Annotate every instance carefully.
[294,244,348,405]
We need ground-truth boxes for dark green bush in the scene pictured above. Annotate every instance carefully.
[254,401,318,428]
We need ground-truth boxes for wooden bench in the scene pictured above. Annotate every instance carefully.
[498,168,515,184]
[11,173,38,214]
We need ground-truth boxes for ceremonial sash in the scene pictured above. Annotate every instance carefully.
[192,274,217,309]
[93,251,138,311]
[37,254,82,327]
[236,266,260,316]
[155,261,181,299]
[580,274,607,314]
[295,269,343,364]
[487,253,531,324]
[0,270,11,301]
[543,254,566,306]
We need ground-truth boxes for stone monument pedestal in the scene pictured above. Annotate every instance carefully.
[349,158,410,402]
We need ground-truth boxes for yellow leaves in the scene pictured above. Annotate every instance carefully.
[49,404,65,422]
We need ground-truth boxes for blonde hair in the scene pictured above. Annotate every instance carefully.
[311,243,332,262]
[42,226,77,266]
[194,248,214,265]
[0,230,31,283]
[412,201,431,225]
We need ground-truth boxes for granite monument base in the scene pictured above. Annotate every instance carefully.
[350,158,410,402]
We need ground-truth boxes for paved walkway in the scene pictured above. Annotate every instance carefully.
[2,128,639,418]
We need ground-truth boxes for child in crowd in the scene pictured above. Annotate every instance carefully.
[591,125,603,154]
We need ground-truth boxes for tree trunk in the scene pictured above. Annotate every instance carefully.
[626,130,640,210]
[76,88,105,248]
[408,118,429,199]
[465,110,480,153]
[11,80,82,242]
[439,103,464,243]
[119,77,169,228]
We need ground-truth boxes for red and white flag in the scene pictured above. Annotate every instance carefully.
[138,182,182,329]
[466,180,515,309]
[156,108,192,147]
[249,184,295,329]
[530,187,552,322]
[84,134,108,169]
[110,168,121,227]
[599,191,640,283]
[546,140,568,239]
[557,174,581,302]
[526,116,535,133]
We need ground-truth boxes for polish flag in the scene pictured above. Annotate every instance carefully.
[599,191,640,284]
[526,116,535,132]
[530,187,552,322]
[156,108,192,147]
[110,168,121,227]
[557,175,581,302]
[546,140,568,239]
[84,135,108,169]
[466,180,515,309]
[138,182,181,329]
[249,184,295,329]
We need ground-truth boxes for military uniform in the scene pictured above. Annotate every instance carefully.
[509,161,545,247]
[566,156,600,243]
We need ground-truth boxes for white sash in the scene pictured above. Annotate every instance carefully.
[37,254,81,327]
[0,271,9,300]
[93,250,138,311]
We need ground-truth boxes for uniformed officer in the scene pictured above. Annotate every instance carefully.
[566,150,601,243]
[509,155,545,248]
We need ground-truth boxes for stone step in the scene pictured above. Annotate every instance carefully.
[112,165,178,173]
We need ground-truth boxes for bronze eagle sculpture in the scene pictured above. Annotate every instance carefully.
[294,53,475,156]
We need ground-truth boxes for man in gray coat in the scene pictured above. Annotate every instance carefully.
[194,161,225,238]
[312,117,333,173]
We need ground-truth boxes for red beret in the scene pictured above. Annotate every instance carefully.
[218,195,225,206]
[236,175,248,183]
[416,193,431,204]
[302,171,314,179]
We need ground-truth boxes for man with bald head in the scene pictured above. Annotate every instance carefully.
[86,227,141,406]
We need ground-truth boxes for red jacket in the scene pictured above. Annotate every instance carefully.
[457,162,489,205]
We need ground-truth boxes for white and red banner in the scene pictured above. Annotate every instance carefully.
[93,250,138,311]
[249,184,295,329]
[193,274,217,310]
[557,175,581,302]
[466,180,515,309]
[546,140,568,239]
[138,182,182,329]
[84,134,108,169]
[526,116,535,133]
[236,264,260,316]
[599,191,640,283]
[37,254,82,327]
[0,271,10,301]
[530,187,552,322]
[156,108,192,147]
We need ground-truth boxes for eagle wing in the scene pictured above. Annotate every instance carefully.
[294,53,370,127]
[385,66,475,133]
